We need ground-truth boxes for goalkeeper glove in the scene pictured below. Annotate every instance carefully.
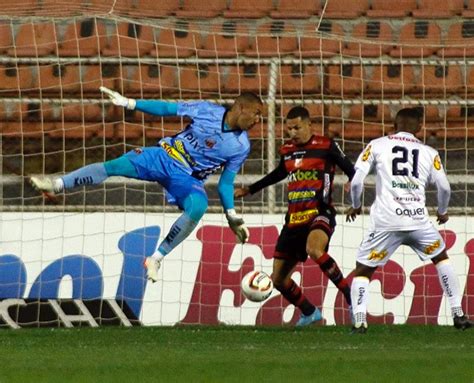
[100,86,136,110]
[226,209,249,244]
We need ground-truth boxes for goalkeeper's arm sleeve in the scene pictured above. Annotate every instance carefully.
[218,168,237,211]
[135,100,178,116]
[350,168,367,209]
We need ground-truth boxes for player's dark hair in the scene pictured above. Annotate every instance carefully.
[286,106,310,121]
[395,107,423,121]
[394,107,422,133]
[236,92,263,105]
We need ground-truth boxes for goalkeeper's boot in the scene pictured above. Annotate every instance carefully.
[30,176,61,202]
[296,307,322,327]
[351,322,368,334]
[144,257,161,283]
[453,315,474,330]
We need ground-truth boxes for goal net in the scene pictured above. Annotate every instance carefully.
[0,0,472,327]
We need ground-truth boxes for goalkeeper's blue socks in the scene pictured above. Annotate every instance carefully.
[61,163,109,190]
[154,212,199,258]
[152,192,208,259]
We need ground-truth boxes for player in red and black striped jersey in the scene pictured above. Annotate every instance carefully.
[236,106,355,326]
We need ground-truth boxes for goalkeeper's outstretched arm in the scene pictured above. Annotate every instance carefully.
[100,86,178,116]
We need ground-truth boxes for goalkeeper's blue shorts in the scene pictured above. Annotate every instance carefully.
[124,147,206,208]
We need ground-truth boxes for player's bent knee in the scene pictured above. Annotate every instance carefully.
[183,193,208,222]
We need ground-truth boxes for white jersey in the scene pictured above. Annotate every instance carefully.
[354,131,449,231]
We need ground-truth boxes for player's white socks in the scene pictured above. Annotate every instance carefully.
[435,259,464,318]
[351,276,370,324]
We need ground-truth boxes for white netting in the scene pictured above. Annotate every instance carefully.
[0,1,472,327]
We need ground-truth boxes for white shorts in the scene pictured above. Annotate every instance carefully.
[356,224,446,267]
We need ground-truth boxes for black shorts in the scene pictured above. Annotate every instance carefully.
[274,207,336,262]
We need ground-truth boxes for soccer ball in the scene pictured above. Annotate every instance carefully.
[241,270,273,302]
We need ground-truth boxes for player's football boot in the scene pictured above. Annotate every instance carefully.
[453,315,474,330]
[351,322,368,334]
[296,307,322,327]
[144,257,161,283]
[30,176,56,195]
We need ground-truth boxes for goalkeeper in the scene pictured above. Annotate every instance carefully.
[30,87,263,283]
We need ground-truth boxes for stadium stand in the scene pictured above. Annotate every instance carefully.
[175,0,227,18]
[366,0,416,17]
[58,19,106,57]
[223,0,274,18]
[246,21,298,57]
[270,0,321,19]
[199,21,249,57]
[102,22,155,57]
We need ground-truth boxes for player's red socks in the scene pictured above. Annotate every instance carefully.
[316,252,351,306]
[279,279,315,316]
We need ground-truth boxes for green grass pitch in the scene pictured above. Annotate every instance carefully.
[0,325,473,383]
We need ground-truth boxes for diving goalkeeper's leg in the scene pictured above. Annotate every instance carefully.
[30,156,138,195]
[144,191,208,283]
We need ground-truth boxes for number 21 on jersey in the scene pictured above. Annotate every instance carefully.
[392,146,419,178]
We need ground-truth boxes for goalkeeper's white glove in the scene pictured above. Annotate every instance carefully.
[226,209,249,244]
[100,86,136,110]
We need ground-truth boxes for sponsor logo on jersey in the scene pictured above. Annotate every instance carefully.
[368,249,388,261]
[433,155,442,171]
[395,207,425,217]
[424,240,441,255]
[173,140,197,167]
[289,209,318,225]
[160,141,190,167]
[294,158,303,168]
[205,138,216,149]
[394,196,421,202]
[361,145,372,161]
[392,181,419,190]
[288,189,316,202]
[288,169,320,182]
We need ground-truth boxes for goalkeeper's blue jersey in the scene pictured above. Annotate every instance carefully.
[159,101,250,180]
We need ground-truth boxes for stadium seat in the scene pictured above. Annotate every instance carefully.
[58,19,107,57]
[223,0,273,18]
[278,64,321,94]
[37,64,81,94]
[0,65,35,93]
[464,67,474,93]
[151,121,186,139]
[417,65,464,94]
[37,0,83,16]
[0,0,36,16]
[177,65,222,96]
[175,0,227,18]
[436,123,474,139]
[412,0,464,18]
[81,65,118,93]
[59,103,111,122]
[131,0,179,17]
[297,21,344,57]
[0,22,13,54]
[446,105,474,121]
[327,65,366,96]
[366,64,416,94]
[8,22,57,57]
[102,22,155,57]
[48,122,100,139]
[367,0,416,17]
[115,122,146,140]
[95,122,116,139]
[440,21,474,57]
[390,21,441,57]
[247,21,298,57]
[152,21,202,58]
[324,0,369,18]
[332,122,384,140]
[348,104,393,122]
[422,105,442,121]
[2,122,54,138]
[123,64,176,96]
[199,22,249,57]
[222,64,269,96]
[270,0,321,19]
[344,22,393,57]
